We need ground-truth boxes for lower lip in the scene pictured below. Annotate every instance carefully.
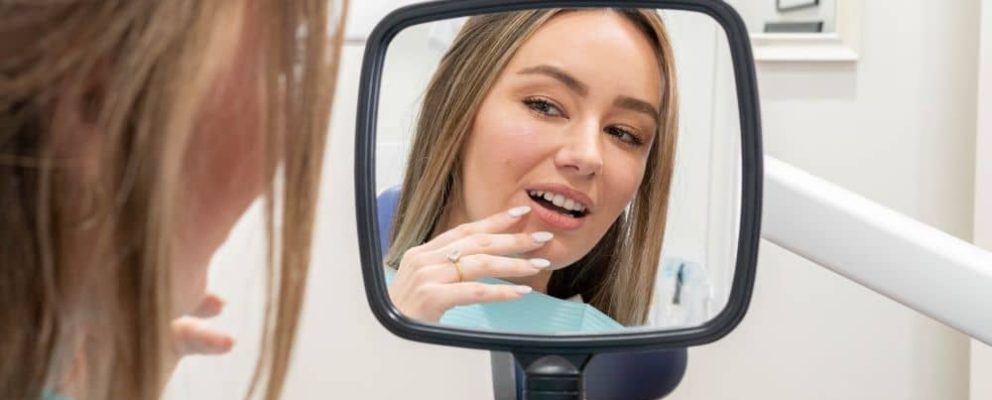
[529,196,585,230]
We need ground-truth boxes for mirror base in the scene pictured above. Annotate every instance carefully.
[514,352,592,400]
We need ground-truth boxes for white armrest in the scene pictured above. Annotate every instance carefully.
[762,156,992,345]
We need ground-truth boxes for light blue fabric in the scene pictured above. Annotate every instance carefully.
[384,267,624,333]
[42,390,70,400]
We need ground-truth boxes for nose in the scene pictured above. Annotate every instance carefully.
[554,120,604,177]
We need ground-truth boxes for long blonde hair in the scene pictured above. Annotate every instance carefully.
[0,1,345,399]
[385,8,678,326]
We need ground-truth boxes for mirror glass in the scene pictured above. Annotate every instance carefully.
[728,0,836,33]
[374,8,742,334]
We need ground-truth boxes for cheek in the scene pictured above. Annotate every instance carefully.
[461,100,549,216]
[172,33,265,313]
[602,150,648,214]
[475,104,545,161]
[183,42,266,230]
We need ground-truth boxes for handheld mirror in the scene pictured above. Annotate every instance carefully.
[355,0,762,372]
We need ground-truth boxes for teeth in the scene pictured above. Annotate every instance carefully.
[527,190,588,213]
[563,199,575,210]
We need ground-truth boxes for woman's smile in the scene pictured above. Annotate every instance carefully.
[524,184,594,230]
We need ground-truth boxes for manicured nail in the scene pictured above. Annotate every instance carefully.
[531,231,554,243]
[529,258,551,269]
[508,206,531,217]
[513,285,533,294]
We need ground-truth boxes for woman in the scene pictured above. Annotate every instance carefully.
[386,8,678,327]
[0,1,345,399]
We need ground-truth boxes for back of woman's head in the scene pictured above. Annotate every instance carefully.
[1,1,345,398]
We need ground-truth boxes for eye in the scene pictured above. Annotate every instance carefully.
[605,126,644,146]
[523,97,566,118]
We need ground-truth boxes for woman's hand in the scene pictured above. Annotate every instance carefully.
[389,206,554,322]
[171,293,233,355]
[165,293,234,382]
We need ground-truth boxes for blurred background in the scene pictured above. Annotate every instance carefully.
[165,0,992,398]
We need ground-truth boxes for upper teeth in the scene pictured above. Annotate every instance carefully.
[527,190,587,213]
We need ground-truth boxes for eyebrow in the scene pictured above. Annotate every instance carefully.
[614,96,661,126]
[518,64,661,126]
[517,65,589,97]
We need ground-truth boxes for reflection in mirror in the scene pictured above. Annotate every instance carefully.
[728,0,837,33]
[376,8,741,334]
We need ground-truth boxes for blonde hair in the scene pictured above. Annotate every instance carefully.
[0,1,345,399]
[385,8,678,326]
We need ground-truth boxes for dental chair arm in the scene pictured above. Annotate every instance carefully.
[762,156,992,345]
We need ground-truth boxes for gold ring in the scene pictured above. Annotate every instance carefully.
[447,248,464,282]
[453,260,465,282]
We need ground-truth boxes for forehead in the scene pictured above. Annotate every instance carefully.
[502,10,663,105]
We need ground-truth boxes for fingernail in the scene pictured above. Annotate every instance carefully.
[508,206,531,217]
[529,258,551,268]
[513,285,533,294]
[531,231,554,243]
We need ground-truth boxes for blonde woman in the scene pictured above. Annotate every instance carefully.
[386,8,678,327]
[0,1,345,399]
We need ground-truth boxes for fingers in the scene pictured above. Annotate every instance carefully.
[189,293,225,318]
[417,205,533,253]
[438,282,533,310]
[171,317,235,356]
[440,230,553,262]
[402,230,554,274]
[403,281,532,321]
[422,254,551,283]
[173,293,231,356]
[390,205,551,322]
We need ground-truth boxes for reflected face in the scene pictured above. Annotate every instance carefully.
[452,11,663,269]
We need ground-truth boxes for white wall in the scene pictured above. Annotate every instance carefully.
[971,0,992,397]
[671,0,980,398]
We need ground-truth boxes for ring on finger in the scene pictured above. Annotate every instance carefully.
[447,248,464,282]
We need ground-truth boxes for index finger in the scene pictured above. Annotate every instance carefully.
[418,205,532,253]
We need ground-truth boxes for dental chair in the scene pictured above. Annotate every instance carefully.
[377,186,688,399]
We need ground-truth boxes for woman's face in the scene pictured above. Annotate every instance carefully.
[172,4,266,315]
[452,11,663,269]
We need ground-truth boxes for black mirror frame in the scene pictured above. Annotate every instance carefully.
[355,0,763,354]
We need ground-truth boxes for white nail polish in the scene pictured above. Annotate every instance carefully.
[529,258,551,268]
[508,206,531,217]
[513,285,533,294]
[531,231,554,243]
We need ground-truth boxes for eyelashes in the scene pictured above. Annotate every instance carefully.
[606,126,644,146]
[523,97,566,118]
[521,96,645,147]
